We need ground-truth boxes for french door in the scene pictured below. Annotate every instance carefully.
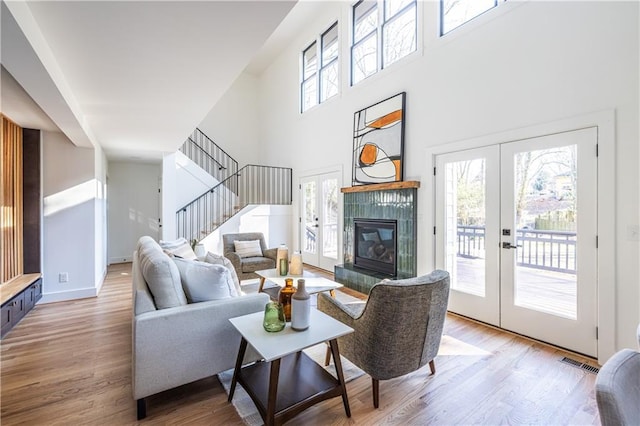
[300,171,341,271]
[435,128,598,356]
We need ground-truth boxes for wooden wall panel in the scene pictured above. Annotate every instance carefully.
[1,114,24,284]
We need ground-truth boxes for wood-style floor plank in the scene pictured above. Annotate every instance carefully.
[1,263,600,425]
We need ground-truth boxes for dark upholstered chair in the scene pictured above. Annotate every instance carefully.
[317,270,450,408]
[595,348,640,426]
[222,233,277,281]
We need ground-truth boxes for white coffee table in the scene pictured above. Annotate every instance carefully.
[255,268,343,299]
[228,309,354,426]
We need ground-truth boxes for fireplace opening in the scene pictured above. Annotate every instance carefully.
[354,218,397,276]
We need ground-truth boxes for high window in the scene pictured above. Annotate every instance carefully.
[301,22,339,113]
[440,0,499,35]
[351,0,417,86]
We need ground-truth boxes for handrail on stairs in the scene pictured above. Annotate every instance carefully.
[176,164,292,242]
[180,128,238,182]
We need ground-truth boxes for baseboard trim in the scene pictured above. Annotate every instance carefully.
[39,287,98,304]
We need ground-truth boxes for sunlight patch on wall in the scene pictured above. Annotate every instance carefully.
[44,179,97,216]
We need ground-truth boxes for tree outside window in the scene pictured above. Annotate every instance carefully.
[352,0,416,86]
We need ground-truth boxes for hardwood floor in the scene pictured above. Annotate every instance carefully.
[1,263,600,425]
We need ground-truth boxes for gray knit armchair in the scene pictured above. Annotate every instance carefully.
[317,270,450,408]
[595,348,640,425]
[222,233,277,281]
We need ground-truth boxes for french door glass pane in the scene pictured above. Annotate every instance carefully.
[445,158,486,297]
[322,178,338,259]
[303,181,317,254]
[513,144,577,319]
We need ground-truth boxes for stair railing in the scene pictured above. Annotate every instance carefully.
[179,128,238,184]
[176,164,292,242]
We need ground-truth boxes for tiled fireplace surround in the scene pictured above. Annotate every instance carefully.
[335,181,419,294]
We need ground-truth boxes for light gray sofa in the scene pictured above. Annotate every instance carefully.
[132,236,269,419]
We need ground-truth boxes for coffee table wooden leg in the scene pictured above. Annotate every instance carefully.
[329,339,351,417]
[265,358,281,426]
[258,277,266,293]
[228,337,248,402]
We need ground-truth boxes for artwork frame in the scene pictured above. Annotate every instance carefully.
[352,92,406,186]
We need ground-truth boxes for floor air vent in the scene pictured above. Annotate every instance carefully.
[560,356,600,374]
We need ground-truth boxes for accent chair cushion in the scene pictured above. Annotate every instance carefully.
[160,237,197,260]
[234,240,263,258]
[241,256,275,273]
[204,251,242,296]
[173,258,237,302]
[137,237,188,309]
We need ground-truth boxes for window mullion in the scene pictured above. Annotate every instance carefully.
[316,40,322,105]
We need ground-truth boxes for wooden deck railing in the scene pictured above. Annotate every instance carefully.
[457,225,576,274]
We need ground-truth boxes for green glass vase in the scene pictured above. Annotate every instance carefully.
[263,301,285,332]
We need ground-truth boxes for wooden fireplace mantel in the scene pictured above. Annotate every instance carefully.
[341,180,420,193]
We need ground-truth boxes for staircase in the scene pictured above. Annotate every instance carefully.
[176,128,292,242]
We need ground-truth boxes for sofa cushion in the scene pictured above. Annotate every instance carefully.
[160,237,197,260]
[173,258,237,302]
[234,240,263,258]
[138,236,188,309]
[204,251,242,296]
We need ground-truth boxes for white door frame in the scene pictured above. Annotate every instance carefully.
[424,110,615,364]
[297,165,343,270]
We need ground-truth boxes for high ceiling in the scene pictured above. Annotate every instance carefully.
[1,0,297,161]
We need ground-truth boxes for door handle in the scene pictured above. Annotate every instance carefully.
[501,242,519,249]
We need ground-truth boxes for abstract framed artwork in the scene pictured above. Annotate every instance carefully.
[352,92,406,186]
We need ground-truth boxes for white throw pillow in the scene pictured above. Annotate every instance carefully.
[160,237,197,260]
[204,252,241,296]
[173,258,237,302]
[137,236,188,309]
[234,240,263,258]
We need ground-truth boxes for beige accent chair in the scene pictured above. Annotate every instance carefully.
[317,270,450,408]
[222,232,277,281]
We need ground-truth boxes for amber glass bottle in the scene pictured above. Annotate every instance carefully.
[278,278,296,321]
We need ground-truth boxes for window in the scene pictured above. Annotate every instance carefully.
[301,22,339,113]
[441,0,498,35]
[301,43,317,112]
[321,24,339,102]
[351,0,417,86]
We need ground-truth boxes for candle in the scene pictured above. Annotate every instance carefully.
[290,251,303,275]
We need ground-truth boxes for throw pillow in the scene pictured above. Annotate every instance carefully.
[173,258,237,302]
[160,237,197,260]
[204,251,241,296]
[138,237,188,309]
[234,240,263,258]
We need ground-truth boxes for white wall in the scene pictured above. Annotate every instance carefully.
[94,144,108,289]
[42,131,101,302]
[198,72,262,166]
[174,151,218,209]
[198,204,291,256]
[209,2,638,354]
[107,161,161,263]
